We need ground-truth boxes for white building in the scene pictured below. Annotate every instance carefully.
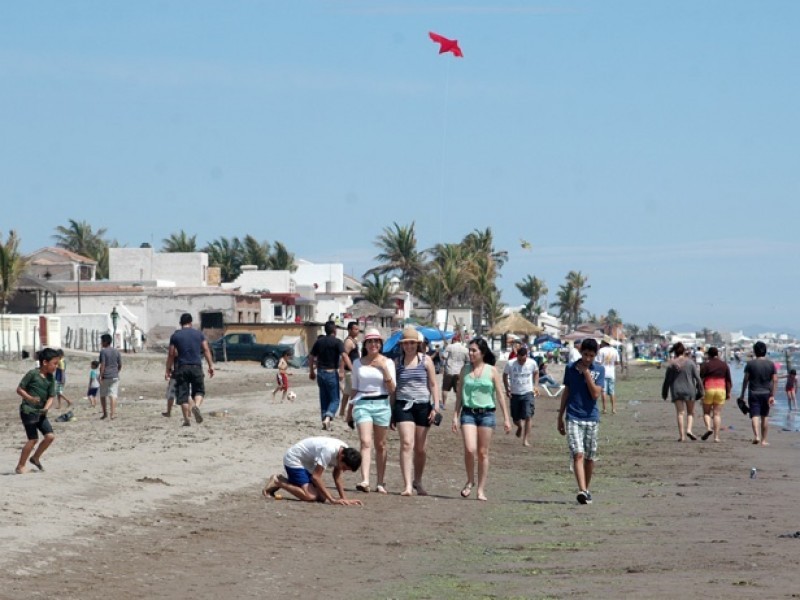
[109,246,209,287]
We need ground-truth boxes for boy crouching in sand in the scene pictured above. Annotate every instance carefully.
[16,348,59,474]
[263,437,363,506]
[557,338,604,505]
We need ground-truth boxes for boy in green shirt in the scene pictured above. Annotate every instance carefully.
[16,347,59,474]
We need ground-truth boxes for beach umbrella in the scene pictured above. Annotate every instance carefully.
[488,312,542,336]
[540,341,561,352]
[382,325,454,353]
[534,334,561,346]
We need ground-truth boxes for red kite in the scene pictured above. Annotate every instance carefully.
[429,32,463,58]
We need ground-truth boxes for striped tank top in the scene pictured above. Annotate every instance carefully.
[395,353,430,404]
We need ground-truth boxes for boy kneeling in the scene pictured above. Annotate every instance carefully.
[263,437,363,506]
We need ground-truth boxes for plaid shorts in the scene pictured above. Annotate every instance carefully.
[567,419,599,461]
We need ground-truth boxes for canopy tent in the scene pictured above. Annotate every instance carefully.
[382,325,454,353]
[534,334,561,346]
[488,313,542,336]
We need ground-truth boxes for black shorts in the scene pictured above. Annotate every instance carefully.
[393,401,433,427]
[20,409,54,441]
[748,391,771,418]
[510,392,534,421]
[442,373,460,392]
[175,364,205,404]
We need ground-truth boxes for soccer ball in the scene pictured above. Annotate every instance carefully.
[287,391,297,401]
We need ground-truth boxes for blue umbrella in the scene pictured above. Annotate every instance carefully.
[534,334,561,346]
[383,326,454,353]
[540,340,562,352]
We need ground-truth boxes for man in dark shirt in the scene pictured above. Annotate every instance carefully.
[338,321,361,418]
[165,313,214,427]
[309,321,352,431]
[738,341,777,446]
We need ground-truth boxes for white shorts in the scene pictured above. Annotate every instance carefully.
[100,378,119,398]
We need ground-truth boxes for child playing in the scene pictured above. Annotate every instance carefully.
[272,350,292,401]
[557,338,604,505]
[55,349,73,410]
[16,348,59,474]
[786,368,797,411]
[87,360,100,407]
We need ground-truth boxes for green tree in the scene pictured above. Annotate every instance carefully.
[268,241,297,272]
[203,237,243,282]
[516,275,548,320]
[554,270,589,330]
[162,231,198,253]
[361,273,392,308]
[53,219,112,277]
[240,235,270,270]
[0,230,28,312]
[645,323,662,342]
[364,222,426,292]
[624,323,641,340]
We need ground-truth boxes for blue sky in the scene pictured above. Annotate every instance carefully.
[2,1,798,332]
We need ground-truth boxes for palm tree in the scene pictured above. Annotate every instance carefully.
[361,273,392,308]
[645,323,662,342]
[0,230,28,312]
[203,237,243,282]
[461,227,508,271]
[554,270,589,330]
[53,219,111,277]
[515,275,548,320]
[268,241,297,272]
[162,231,197,253]
[484,289,506,330]
[466,254,497,335]
[240,235,270,269]
[625,323,641,340]
[364,222,426,292]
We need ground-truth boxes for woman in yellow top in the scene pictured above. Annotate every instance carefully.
[452,338,511,501]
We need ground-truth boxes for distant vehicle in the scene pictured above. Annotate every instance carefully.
[211,333,293,369]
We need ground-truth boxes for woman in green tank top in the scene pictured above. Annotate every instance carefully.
[452,338,511,501]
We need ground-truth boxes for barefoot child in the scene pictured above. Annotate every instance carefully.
[87,360,100,408]
[55,349,73,410]
[16,348,59,474]
[272,350,292,401]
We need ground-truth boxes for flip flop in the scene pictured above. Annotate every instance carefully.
[686,432,697,441]
[701,431,713,441]
[376,483,388,495]
[29,457,44,471]
[355,482,370,493]
[460,483,473,498]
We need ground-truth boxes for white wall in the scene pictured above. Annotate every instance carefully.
[224,270,293,293]
[293,263,344,293]
[109,247,208,287]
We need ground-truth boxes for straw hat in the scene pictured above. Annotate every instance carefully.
[401,325,421,343]
[364,327,382,341]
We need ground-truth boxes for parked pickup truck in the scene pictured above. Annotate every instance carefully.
[210,333,293,368]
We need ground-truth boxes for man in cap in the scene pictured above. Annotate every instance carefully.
[165,313,215,426]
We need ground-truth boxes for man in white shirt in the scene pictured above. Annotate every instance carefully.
[568,342,582,365]
[440,339,468,410]
[502,345,539,446]
[263,437,363,505]
[596,337,621,414]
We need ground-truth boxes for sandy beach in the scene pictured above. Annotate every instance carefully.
[2,353,799,599]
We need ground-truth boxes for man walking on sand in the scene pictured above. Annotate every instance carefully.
[262,437,363,505]
[738,341,777,446]
[99,333,122,420]
[309,321,352,431]
[165,313,215,427]
[339,321,360,418]
[557,338,604,505]
[503,345,539,446]
[440,337,468,410]
[596,337,620,414]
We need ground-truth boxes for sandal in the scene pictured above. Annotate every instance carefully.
[355,482,370,493]
[686,432,697,441]
[460,482,473,498]
[376,483,388,495]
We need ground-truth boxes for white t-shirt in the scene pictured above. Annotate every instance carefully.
[503,359,538,394]
[350,358,396,401]
[443,342,468,376]
[596,346,620,379]
[283,437,346,472]
[569,346,582,364]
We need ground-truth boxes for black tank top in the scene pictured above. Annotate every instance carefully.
[346,338,359,371]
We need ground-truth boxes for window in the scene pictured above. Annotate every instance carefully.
[274,305,283,319]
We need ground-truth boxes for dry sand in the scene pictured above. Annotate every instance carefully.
[1,353,799,599]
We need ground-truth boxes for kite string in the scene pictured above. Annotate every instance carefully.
[438,58,451,244]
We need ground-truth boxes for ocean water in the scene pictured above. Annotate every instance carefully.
[729,354,800,432]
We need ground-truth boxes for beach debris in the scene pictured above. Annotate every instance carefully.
[429,31,463,57]
[136,476,170,486]
[778,531,800,539]
[208,410,230,417]
[750,467,757,479]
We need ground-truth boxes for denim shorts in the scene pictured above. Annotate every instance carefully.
[353,397,391,427]
[603,378,616,396]
[460,407,496,428]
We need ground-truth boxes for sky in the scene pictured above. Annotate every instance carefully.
[2,1,799,334]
